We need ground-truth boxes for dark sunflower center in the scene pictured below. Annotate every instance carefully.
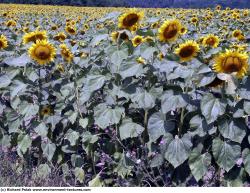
[233,32,240,37]
[163,24,178,39]
[62,49,71,58]
[135,38,142,44]
[206,38,216,46]
[30,34,45,43]
[123,14,139,27]
[68,27,75,33]
[35,46,51,60]
[223,56,242,73]
[0,40,3,48]
[120,32,128,40]
[179,46,195,58]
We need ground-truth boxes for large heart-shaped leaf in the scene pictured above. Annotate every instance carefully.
[119,118,144,140]
[189,145,211,181]
[147,112,175,142]
[41,142,56,162]
[242,148,250,176]
[212,138,241,172]
[218,119,246,143]
[161,90,187,114]
[164,134,192,168]
[201,94,226,124]
[94,103,124,129]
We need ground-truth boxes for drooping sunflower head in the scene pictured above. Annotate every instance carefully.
[174,40,200,62]
[0,35,8,50]
[202,34,220,48]
[111,31,119,43]
[118,9,144,30]
[28,40,56,65]
[60,44,74,63]
[213,49,249,78]
[23,30,47,44]
[158,19,182,43]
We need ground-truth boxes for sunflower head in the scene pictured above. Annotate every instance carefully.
[60,44,74,63]
[0,35,8,50]
[157,52,164,61]
[6,20,16,27]
[190,17,199,24]
[202,34,220,48]
[54,32,67,42]
[136,57,146,64]
[65,25,77,35]
[118,9,144,31]
[56,64,65,73]
[23,30,47,44]
[213,49,249,78]
[144,36,154,42]
[111,31,119,43]
[158,19,182,43]
[28,40,56,65]
[40,106,53,117]
[174,40,200,62]
[132,35,144,47]
[232,29,242,38]
[180,26,187,35]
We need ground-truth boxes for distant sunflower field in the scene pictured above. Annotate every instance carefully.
[0,3,250,187]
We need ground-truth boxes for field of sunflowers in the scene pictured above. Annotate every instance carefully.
[0,3,250,187]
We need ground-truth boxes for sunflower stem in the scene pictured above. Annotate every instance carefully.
[38,68,42,121]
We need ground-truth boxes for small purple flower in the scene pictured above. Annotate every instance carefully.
[236,158,243,166]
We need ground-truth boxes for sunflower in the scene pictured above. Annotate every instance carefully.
[51,25,58,31]
[28,40,56,65]
[6,20,16,27]
[136,57,146,64]
[118,9,144,30]
[190,17,199,24]
[132,35,144,47]
[60,44,74,62]
[174,40,200,62]
[180,26,187,35]
[56,64,65,73]
[23,30,47,44]
[202,34,220,48]
[111,31,119,43]
[0,35,8,50]
[54,32,67,42]
[158,19,182,43]
[232,29,242,38]
[40,106,53,117]
[213,50,249,78]
[65,25,77,35]
[157,52,164,61]
[144,36,154,42]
